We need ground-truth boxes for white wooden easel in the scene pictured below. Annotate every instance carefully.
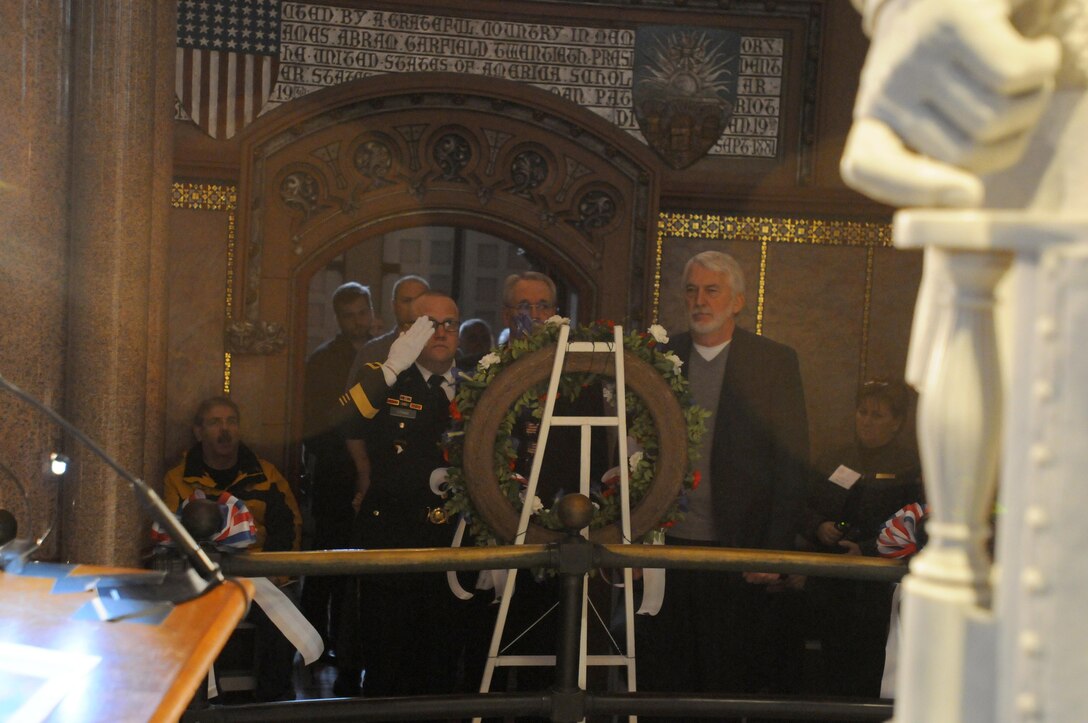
[475,323,638,723]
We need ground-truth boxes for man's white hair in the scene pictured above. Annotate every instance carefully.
[682,250,745,297]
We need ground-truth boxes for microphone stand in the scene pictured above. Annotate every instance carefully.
[0,372,224,613]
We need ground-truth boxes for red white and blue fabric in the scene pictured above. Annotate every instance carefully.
[152,489,257,550]
[175,0,281,139]
[876,502,929,559]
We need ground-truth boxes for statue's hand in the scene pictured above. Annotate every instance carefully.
[841,0,1060,207]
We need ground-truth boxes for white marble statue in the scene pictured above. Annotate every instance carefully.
[841,1,1088,721]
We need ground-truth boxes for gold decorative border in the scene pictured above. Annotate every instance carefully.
[860,245,876,379]
[654,211,892,376]
[171,181,238,394]
[171,182,237,211]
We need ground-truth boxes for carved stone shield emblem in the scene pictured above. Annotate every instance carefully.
[633,26,741,169]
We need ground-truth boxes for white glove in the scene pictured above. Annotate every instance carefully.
[429,467,450,497]
[383,316,434,379]
[841,0,1060,208]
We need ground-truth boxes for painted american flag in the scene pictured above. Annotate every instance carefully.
[175,0,281,139]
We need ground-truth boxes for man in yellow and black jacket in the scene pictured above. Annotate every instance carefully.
[163,395,302,701]
[163,396,301,553]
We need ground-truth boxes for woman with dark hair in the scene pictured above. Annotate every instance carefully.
[801,378,924,699]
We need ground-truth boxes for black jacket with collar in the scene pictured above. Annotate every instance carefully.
[668,326,810,551]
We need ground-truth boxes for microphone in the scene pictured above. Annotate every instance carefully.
[0,371,225,610]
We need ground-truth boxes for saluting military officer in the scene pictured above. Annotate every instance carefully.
[337,291,461,700]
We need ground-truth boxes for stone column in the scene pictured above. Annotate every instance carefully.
[0,1,72,555]
[61,0,175,566]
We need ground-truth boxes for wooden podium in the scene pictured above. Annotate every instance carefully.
[0,565,252,722]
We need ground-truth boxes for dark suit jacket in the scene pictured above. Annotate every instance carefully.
[669,326,810,551]
[353,365,455,550]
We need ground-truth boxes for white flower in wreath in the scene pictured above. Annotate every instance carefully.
[545,315,569,326]
[664,351,684,372]
[647,324,669,344]
[478,351,502,370]
[602,382,615,405]
[518,490,545,514]
[628,450,644,473]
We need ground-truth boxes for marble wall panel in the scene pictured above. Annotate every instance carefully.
[0,0,71,555]
[763,243,867,464]
[867,247,923,381]
[866,246,924,451]
[165,207,231,468]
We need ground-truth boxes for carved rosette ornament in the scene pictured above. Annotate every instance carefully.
[432,132,472,182]
[572,188,618,233]
[353,138,395,188]
[279,170,323,220]
[509,149,549,198]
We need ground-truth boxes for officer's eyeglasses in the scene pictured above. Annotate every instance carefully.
[506,301,556,314]
[428,317,460,332]
[402,317,459,333]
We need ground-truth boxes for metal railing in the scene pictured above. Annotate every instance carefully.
[184,521,903,722]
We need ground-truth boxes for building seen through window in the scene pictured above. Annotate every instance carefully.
[306,226,579,356]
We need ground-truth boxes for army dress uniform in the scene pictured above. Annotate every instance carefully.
[340,361,457,698]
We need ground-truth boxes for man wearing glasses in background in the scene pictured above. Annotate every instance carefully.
[334,274,430,695]
[337,291,462,699]
[500,270,558,342]
[483,271,609,695]
[346,274,430,384]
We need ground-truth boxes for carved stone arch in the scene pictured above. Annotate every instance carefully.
[231,72,660,467]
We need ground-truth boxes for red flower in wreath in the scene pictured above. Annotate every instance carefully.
[600,471,619,497]
[691,469,701,490]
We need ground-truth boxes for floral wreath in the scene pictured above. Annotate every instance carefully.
[442,316,708,545]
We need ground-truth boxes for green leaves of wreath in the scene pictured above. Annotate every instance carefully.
[442,317,708,545]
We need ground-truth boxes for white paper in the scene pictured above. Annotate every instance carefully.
[829,464,862,490]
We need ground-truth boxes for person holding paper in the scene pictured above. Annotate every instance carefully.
[800,377,923,698]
